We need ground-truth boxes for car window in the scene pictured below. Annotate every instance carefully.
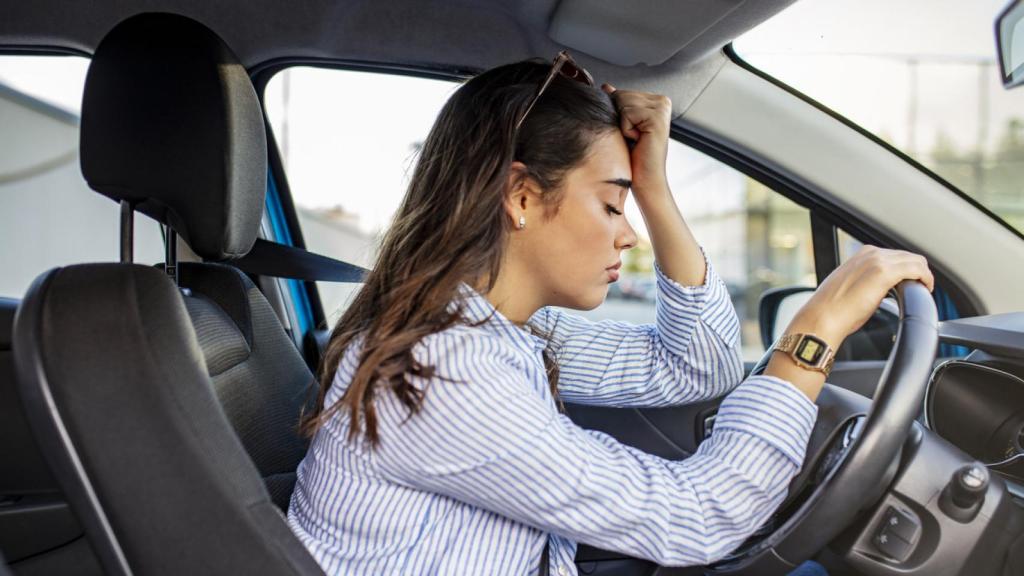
[264,68,457,325]
[264,68,816,361]
[0,55,164,299]
[734,0,1024,234]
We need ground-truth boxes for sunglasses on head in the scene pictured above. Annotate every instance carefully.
[514,50,595,132]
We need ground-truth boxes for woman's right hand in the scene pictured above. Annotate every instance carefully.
[789,245,935,347]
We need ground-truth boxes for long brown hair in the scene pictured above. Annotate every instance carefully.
[298,59,620,445]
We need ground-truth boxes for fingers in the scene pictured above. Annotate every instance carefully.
[614,103,640,141]
[876,249,933,293]
[854,245,935,293]
[602,84,671,139]
[894,253,935,292]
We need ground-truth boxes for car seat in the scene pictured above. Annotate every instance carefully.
[12,12,325,576]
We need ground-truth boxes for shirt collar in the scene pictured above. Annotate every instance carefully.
[451,282,548,356]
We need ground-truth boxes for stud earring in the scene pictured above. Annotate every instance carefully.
[518,215,526,229]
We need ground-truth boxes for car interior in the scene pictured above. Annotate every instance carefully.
[2,1,1023,576]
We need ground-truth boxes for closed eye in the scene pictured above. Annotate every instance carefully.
[606,204,623,216]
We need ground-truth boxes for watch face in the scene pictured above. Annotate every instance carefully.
[795,335,827,365]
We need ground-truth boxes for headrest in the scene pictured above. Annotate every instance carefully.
[80,13,267,261]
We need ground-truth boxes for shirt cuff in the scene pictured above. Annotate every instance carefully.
[709,375,819,466]
[654,248,740,351]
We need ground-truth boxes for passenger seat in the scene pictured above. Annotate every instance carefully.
[13,13,325,575]
[77,11,315,514]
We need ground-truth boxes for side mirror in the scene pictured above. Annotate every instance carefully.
[996,0,1024,89]
[759,286,900,361]
[758,286,815,350]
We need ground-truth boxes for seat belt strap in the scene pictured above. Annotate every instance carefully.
[228,238,367,282]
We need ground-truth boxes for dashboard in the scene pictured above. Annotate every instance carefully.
[928,313,1024,488]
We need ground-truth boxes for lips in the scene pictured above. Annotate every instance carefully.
[602,262,618,282]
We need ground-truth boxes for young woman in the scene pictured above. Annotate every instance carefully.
[286,53,934,575]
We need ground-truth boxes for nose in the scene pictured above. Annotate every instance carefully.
[615,217,638,251]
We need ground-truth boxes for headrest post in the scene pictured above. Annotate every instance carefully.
[119,200,134,263]
[165,229,178,286]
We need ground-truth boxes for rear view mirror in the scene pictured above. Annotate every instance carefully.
[759,286,899,361]
[996,0,1024,89]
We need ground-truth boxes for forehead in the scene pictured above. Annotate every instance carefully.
[568,131,632,186]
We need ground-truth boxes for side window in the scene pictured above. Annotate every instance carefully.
[836,228,864,262]
[0,56,163,299]
[571,142,816,362]
[264,68,817,361]
[263,68,456,324]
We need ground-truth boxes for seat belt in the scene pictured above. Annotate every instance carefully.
[228,238,367,282]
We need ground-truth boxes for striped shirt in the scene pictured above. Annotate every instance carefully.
[287,256,819,575]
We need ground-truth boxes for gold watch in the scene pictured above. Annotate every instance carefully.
[773,333,836,378]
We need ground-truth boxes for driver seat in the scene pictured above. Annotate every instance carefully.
[12,13,325,576]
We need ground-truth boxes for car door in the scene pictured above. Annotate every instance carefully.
[254,63,975,575]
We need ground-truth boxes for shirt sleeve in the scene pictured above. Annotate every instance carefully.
[370,330,819,567]
[526,250,743,407]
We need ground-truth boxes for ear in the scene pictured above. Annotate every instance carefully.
[504,161,542,225]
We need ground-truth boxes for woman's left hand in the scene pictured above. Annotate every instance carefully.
[602,85,705,288]
[601,84,673,200]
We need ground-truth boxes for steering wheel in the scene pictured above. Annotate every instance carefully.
[707,280,938,575]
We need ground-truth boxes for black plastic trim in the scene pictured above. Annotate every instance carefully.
[250,57,476,88]
[810,212,838,284]
[0,46,91,58]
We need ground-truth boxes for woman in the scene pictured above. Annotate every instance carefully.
[286,53,934,575]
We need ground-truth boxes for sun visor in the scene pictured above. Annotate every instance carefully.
[549,0,765,66]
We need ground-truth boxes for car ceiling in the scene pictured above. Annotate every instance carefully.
[3,0,795,95]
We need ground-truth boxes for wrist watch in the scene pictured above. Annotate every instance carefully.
[773,333,836,378]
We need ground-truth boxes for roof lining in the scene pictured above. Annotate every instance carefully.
[1,0,795,75]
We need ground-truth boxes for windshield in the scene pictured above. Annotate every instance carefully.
[735,0,1024,233]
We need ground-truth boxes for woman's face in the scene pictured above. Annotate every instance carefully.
[518,130,639,310]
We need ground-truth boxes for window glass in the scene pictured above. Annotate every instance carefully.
[735,0,1024,233]
[265,68,815,360]
[264,68,456,322]
[837,228,865,263]
[0,56,164,299]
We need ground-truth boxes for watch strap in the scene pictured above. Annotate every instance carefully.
[774,333,835,377]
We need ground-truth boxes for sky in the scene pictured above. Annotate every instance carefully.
[1,0,1019,235]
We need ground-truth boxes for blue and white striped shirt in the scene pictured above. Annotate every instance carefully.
[287,257,818,575]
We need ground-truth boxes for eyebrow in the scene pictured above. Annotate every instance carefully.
[603,178,632,190]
